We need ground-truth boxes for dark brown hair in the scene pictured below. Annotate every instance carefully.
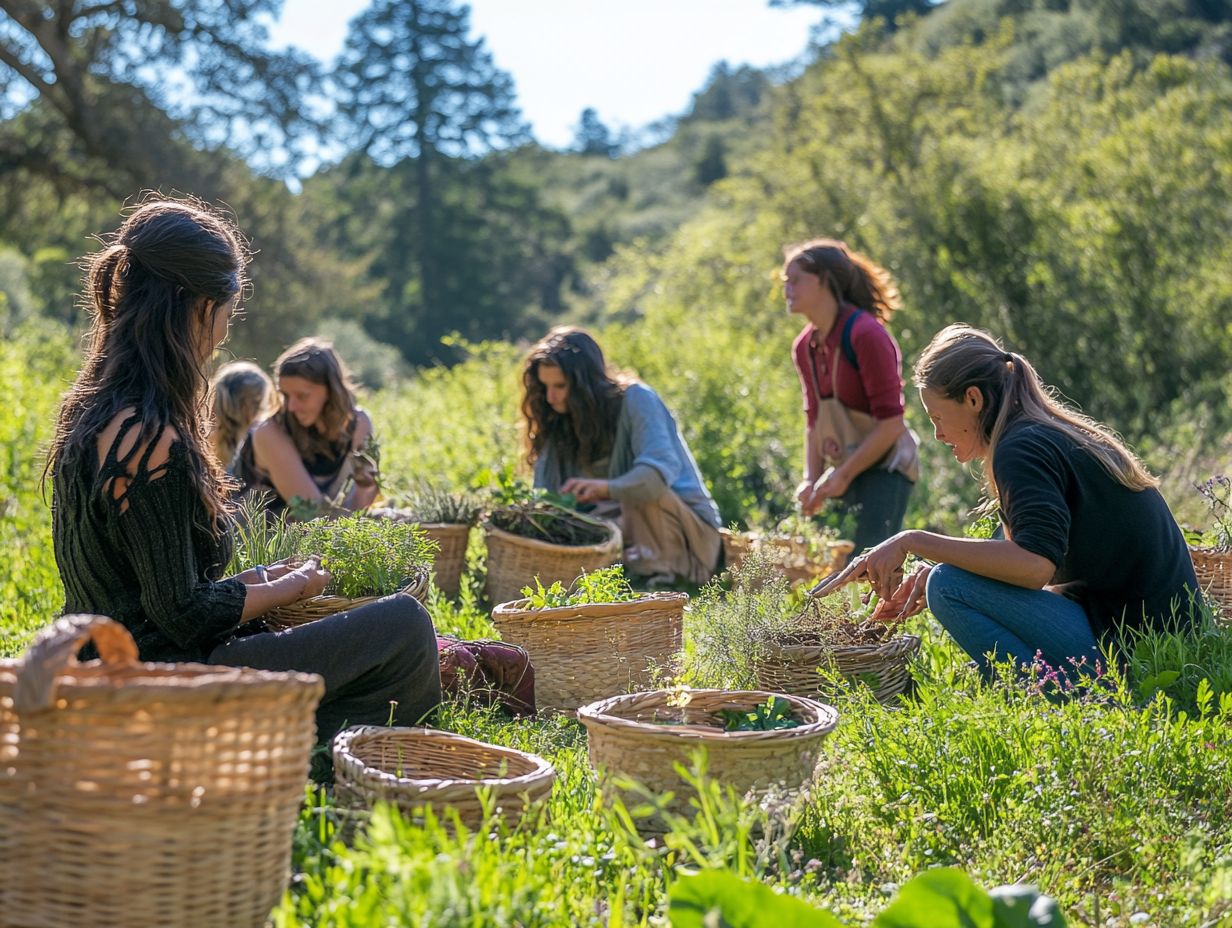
[521,326,629,467]
[271,337,361,460]
[782,237,901,324]
[47,195,249,526]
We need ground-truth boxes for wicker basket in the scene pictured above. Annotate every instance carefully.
[754,631,921,704]
[0,614,324,928]
[578,688,838,832]
[483,520,622,607]
[491,593,687,711]
[421,522,471,598]
[720,528,854,585]
[262,566,431,630]
[1191,546,1232,623]
[332,725,556,831]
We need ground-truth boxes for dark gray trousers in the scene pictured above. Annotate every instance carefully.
[208,592,442,744]
[835,468,914,560]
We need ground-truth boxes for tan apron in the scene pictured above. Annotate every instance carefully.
[806,329,920,483]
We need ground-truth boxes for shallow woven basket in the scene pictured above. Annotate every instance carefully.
[332,725,556,831]
[421,522,471,598]
[1190,546,1232,624]
[720,529,854,585]
[754,631,921,704]
[483,520,622,607]
[491,592,687,711]
[578,688,838,832]
[0,614,323,928]
[262,565,431,630]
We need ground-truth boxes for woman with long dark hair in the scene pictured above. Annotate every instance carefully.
[48,197,440,743]
[522,326,723,585]
[815,323,1201,678]
[234,338,379,516]
[783,238,919,557]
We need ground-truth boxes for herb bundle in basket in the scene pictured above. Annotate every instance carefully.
[489,499,613,546]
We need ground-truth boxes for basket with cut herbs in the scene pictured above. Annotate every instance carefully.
[375,483,483,598]
[483,492,621,607]
[490,566,686,711]
[577,687,838,833]
[752,589,921,705]
[230,510,435,629]
[1187,475,1232,622]
[720,514,854,587]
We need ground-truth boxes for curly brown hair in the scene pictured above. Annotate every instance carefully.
[782,237,901,325]
[271,337,361,461]
[521,326,629,468]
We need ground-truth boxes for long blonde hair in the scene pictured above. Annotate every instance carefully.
[914,324,1157,501]
[209,361,273,466]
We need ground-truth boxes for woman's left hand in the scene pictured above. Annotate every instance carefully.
[561,477,610,504]
[810,466,853,503]
[809,531,914,602]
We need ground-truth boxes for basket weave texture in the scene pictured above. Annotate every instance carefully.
[578,688,838,831]
[483,521,622,607]
[1190,546,1232,624]
[262,566,431,630]
[720,529,855,585]
[332,726,556,830]
[491,593,687,711]
[0,614,323,928]
[754,632,921,704]
[421,522,470,598]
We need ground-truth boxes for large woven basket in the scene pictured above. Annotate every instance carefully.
[753,631,921,704]
[421,522,471,598]
[720,528,854,585]
[0,614,323,928]
[491,592,687,711]
[483,520,622,606]
[578,688,838,832]
[262,566,431,630]
[332,725,556,831]
[1190,546,1232,624]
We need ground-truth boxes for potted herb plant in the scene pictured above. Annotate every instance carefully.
[490,565,687,711]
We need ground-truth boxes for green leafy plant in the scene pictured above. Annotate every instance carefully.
[384,480,483,526]
[715,695,801,732]
[519,566,639,609]
[1191,475,1232,550]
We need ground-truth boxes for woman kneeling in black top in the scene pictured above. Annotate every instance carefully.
[818,323,1201,679]
[47,197,441,742]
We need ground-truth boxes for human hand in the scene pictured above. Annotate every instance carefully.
[810,466,852,503]
[795,478,815,508]
[871,564,932,623]
[560,477,610,504]
[808,532,913,602]
[290,555,331,600]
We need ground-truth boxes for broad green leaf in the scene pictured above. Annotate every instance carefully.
[989,884,1069,927]
[873,867,994,928]
[669,870,845,928]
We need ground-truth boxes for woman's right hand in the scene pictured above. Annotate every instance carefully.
[289,555,331,601]
[795,478,816,510]
[871,564,932,622]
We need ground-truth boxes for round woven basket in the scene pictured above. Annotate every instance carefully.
[719,529,854,585]
[421,522,470,598]
[578,688,838,832]
[262,566,431,630]
[491,592,687,711]
[332,725,556,830]
[1190,546,1232,624]
[483,520,622,607]
[753,631,921,704]
[0,614,323,928]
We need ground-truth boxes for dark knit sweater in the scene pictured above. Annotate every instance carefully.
[52,418,247,662]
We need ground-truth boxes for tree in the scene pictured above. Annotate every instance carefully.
[572,107,618,157]
[0,0,319,193]
[333,0,533,361]
[769,0,939,30]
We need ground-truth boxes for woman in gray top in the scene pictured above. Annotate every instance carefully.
[522,326,723,584]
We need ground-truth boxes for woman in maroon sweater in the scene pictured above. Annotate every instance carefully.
[783,238,919,556]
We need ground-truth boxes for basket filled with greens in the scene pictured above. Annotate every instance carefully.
[483,496,621,606]
[752,593,921,705]
[720,515,854,587]
[332,726,556,832]
[1187,476,1231,622]
[231,511,435,629]
[491,566,686,711]
[577,687,837,833]
[376,484,483,598]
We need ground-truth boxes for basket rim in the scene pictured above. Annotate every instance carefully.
[483,519,621,555]
[416,521,473,533]
[760,631,922,658]
[332,725,555,790]
[1189,544,1232,557]
[0,658,324,698]
[491,590,689,621]
[577,688,839,742]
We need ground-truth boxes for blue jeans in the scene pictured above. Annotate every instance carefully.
[926,564,1101,680]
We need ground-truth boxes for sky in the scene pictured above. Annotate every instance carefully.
[267,0,832,149]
